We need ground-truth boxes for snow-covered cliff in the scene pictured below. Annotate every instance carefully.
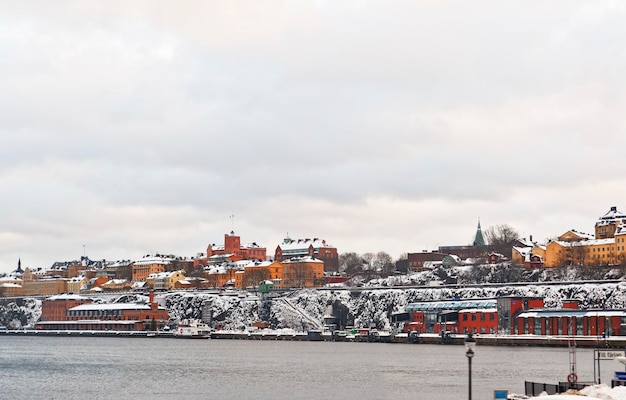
[3,276,626,331]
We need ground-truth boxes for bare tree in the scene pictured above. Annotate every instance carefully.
[361,253,375,270]
[374,251,395,276]
[339,252,363,275]
[484,224,520,258]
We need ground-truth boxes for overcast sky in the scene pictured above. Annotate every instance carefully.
[1,1,626,273]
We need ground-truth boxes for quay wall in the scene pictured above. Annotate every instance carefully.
[4,329,626,348]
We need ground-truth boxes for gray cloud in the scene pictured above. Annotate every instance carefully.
[1,1,626,272]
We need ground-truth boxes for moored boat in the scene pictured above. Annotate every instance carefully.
[174,319,211,339]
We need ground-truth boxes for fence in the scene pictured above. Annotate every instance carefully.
[525,381,591,396]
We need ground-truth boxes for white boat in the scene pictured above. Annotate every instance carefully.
[174,319,211,339]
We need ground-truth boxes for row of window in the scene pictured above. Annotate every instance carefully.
[462,313,496,322]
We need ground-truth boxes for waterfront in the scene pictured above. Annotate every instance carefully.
[1,336,621,399]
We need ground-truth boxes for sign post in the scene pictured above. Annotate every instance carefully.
[594,350,626,383]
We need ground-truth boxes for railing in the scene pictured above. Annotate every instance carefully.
[525,381,592,396]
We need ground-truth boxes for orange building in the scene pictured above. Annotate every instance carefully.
[132,255,171,281]
[280,257,324,288]
[274,237,339,272]
[205,257,324,289]
[0,283,23,297]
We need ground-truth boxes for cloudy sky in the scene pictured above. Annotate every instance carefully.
[1,1,626,273]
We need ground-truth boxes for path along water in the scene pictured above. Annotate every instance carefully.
[0,336,618,399]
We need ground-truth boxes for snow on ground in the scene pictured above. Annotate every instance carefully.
[523,384,626,399]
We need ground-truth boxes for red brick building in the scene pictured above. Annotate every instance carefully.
[36,291,168,331]
[195,232,267,267]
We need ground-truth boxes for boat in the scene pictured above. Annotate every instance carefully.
[174,319,211,339]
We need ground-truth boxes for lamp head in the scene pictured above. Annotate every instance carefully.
[465,333,476,354]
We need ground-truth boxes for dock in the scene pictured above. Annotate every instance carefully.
[3,329,626,347]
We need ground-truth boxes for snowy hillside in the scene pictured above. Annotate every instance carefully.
[3,279,626,331]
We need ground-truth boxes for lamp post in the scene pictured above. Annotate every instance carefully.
[465,333,476,400]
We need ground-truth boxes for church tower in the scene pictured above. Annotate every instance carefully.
[474,219,485,247]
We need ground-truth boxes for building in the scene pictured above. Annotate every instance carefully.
[21,278,67,296]
[0,283,22,297]
[280,257,324,288]
[274,236,339,272]
[540,207,626,267]
[511,247,544,268]
[407,252,447,272]
[132,255,172,282]
[595,206,626,239]
[197,232,267,267]
[100,279,133,292]
[36,291,168,331]
[152,271,186,291]
[403,297,547,335]
[39,293,92,322]
[205,256,324,289]
[437,220,491,260]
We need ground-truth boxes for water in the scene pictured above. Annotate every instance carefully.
[0,336,616,399]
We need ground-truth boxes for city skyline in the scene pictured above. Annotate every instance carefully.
[2,2,626,273]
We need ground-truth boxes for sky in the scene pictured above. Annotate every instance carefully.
[1,1,626,273]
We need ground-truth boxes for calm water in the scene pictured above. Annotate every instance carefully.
[0,336,616,399]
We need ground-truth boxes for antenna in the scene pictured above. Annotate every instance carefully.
[230,214,235,233]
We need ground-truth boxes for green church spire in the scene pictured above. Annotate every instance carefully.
[474,219,485,247]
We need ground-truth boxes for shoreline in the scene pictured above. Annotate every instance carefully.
[3,329,625,347]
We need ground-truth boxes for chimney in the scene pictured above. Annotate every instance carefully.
[611,206,617,212]
[149,290,157,311]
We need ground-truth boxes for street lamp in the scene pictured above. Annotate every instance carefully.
[465,333,476,400]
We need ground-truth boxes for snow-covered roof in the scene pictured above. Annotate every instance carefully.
[458,308,497,313]
[70,303,153,311]
[150,271,185,280]
[0,277,23,283]
[102,279,129,286]
[561,238,615,247]
[48,293,90,301]
[277,237,334,253]
[560,229,595,240]
[512,246,532,256]
[407,299,497,312]
[596,206,626,226]
[132,255,173,265]
[0,283,22,288]
[282,256,323,263]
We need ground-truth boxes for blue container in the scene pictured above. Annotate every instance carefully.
[614,371,626,381]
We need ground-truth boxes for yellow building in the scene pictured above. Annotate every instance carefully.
[595,206,626,239]
[153,271,186,291]
[67,276,87,293]
[545,238,622,267]
[542,208,626,267]
[21,278,67,296]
